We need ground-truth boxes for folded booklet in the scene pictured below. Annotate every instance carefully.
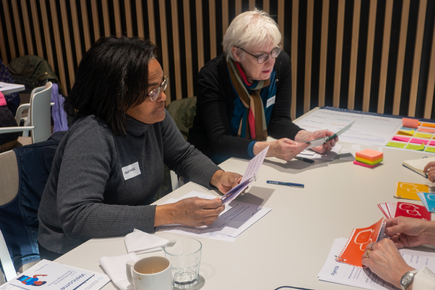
[402,156,435,177]
[378,201,431,220]
[336,218,386,267]
[220,146,269,204]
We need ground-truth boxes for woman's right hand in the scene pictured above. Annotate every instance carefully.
[155,197,225,227]
[424,161,435,182]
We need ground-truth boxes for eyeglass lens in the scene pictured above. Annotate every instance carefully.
[257,48,281,64]
[149,77,168,101]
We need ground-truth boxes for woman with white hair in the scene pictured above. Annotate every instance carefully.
[188,9,337,164]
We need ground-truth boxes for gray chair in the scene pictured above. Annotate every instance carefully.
[0,82,53,144]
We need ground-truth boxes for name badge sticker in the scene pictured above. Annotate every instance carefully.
[266,95,276,108]
[122,161,141,180]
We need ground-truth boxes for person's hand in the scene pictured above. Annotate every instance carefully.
[424,161,435,182]
[268,138,309,161]
[294,130,338,153]
[210,170,242,194]
[155,197,225,227]
[361,239,415,289]
[384,216,435,248]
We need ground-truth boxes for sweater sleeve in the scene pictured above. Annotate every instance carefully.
[267,51,303,140]
[161,111,221,188]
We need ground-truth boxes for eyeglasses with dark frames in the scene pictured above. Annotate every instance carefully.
[146,76,168,102]
[237,46,282,64]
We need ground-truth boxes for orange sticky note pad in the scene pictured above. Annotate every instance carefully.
[355,149,383,161]
[422,123,435,128]
[402,118,419,128]
[418,127,435,133]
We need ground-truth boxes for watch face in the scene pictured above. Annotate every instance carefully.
[400,272,415,287]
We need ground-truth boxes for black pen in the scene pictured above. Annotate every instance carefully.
[296,157,315,164]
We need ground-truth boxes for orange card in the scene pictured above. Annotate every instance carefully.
[402,118,419,128]
[418,127,435,133]
[336,218,386,267]
[395,182,429,200]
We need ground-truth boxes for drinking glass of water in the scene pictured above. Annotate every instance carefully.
[163,238,202,289]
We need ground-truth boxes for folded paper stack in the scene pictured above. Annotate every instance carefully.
[354,149,383,168]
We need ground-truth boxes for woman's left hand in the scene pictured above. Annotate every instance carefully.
[210,170,242,194]
[294,130,337,153]
[361,239,415,289]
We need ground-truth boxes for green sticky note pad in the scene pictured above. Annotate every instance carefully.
[406,143,425,151]
[414,132,432,139]
[386,141,406,148]
[426,146,435,153]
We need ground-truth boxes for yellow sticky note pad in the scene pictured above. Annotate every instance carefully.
[406,143,425,151]
[396,182,429,200]
[426,147,435,153]
[414,132,432,139]
[386,141,406,148]
[398,129,414,136]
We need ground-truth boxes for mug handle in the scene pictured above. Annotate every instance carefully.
[126,260,135,284]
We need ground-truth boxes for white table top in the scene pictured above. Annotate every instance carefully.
[55,142,435,290]
[0,82,25,95]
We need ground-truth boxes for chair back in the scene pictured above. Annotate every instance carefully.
[29,82,52,143]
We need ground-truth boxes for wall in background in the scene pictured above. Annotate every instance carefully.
[1,0,434,120]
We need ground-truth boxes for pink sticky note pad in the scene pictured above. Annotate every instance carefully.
[353,160,380,168]
[410,138,429,145]
[393,136,411,142]
[402,118,419,129]
[429,141,435,146]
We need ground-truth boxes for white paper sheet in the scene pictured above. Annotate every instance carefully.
[298,145,342,161]
[157,191,271,242]
[318,238,435,290]
[8,260,109,290]
[294,108,403,147]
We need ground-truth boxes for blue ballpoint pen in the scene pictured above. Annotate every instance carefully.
[267,180,304,188]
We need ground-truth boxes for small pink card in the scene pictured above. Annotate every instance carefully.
[392,136,411,142]
[410,138,429,145]
[402,118,419,128]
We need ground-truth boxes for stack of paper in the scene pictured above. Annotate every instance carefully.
[157,191,271,242]
[354,149,383,168]
[378,201,431,220]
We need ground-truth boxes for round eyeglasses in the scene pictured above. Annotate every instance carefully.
[147,76,168,102]
[237,46,282,64]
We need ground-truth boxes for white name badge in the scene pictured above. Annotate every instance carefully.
[122,161,141,180]
[266,95,276,108]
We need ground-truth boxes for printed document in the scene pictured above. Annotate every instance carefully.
[157,191,271,242]
[318,238,435,290]
[6,259,109,290]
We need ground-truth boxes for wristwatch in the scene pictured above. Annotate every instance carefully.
[400,270,418,290]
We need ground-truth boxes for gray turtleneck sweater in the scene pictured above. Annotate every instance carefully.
[38,110,220,254]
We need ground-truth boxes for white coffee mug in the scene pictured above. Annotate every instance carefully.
[126,256,172,290]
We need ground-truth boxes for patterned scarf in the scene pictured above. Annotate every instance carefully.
[227,58,270,141]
